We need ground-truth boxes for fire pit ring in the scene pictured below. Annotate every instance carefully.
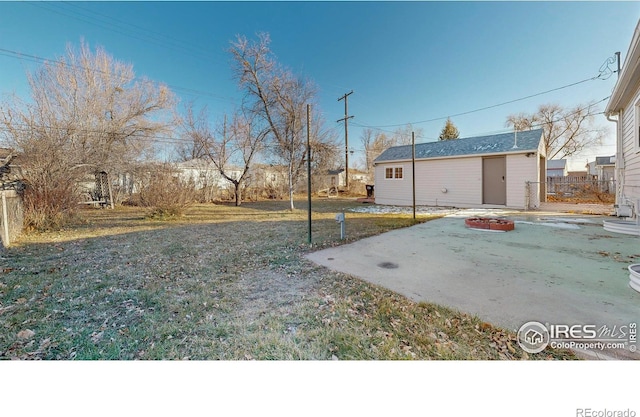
[465,217,515,232]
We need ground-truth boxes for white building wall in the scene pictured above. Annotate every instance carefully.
[620,90,640,207]
[414,157,482,206]
[506,153,537,209]
[374,162,413,206]
[375,153,539,209]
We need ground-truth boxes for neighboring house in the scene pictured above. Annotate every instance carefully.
[248,164,288,198]
[175,158,210,188]
[321,168,367,190]
[350,169,368,184]
[546,159,567,177]
[327,168,346,189]
[373,129,546,209]
[175,160,290,200]
[586,160,597,177]
[250,164,287,189]
[604,18,640,218]
[595,156,616,182]
[0,148,23,185]
[175,158,236,189]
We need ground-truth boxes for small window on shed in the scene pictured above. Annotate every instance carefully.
[394,167,403,179]
[385,168,393,179]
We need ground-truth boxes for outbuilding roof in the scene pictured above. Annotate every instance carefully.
[374,129,543,163]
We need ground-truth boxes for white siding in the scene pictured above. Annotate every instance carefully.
[506,154,538,209]
[375,153,539,209]
[620,88,640,206]
[374,163,412,205]
[414,158,482,206]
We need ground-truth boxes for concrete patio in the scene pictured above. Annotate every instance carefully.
[306,208,639,359]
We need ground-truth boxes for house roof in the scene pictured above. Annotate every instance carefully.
[374,129,543,163]
[547,159,567,170]
[327,168,345,175]
[595,156,615,166]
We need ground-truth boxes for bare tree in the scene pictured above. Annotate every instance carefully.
[391,124,423,146]
[0,40,175,229]
[175,106,210,162]
[506,103,607,160]
[229,33,336,210]
[361,128,395,180]
[180,103,268,206]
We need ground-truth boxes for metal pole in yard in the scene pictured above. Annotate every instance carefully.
[412,131,416,220]
[307,104,312,246]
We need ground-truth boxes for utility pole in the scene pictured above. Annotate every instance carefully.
[337,91,354,190]
[307,104,312,246]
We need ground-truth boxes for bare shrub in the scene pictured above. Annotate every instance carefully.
[21,178,79,231]
[137,164,196,219]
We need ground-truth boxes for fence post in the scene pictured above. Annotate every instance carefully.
[525,181,530,211]
[1,191,9,246]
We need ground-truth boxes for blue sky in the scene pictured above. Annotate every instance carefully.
[1,1,639,170]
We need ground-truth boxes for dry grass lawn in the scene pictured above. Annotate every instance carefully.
[0,198,576,360]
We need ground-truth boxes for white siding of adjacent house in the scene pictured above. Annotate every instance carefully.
[374,152,539,209]
[619,88,640,207]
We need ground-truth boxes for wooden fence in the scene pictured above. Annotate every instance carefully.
[546,177,615,195]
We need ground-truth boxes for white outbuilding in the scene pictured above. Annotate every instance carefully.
[373,129,546,209]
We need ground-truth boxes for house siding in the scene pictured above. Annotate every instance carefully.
[374,163,413,206]
[375,153,539,209]
[506,154,537,209]
[414,158,482,206]
[619,89,640,208]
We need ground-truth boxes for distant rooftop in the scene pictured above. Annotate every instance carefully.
[374,129,543,163]
[547,159,567,170]
[595,156,615,166]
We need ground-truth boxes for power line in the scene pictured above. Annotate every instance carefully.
[356,74,608,130]
[353,97,611,145]
[26,1,221,64]
[0,47,236,104]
